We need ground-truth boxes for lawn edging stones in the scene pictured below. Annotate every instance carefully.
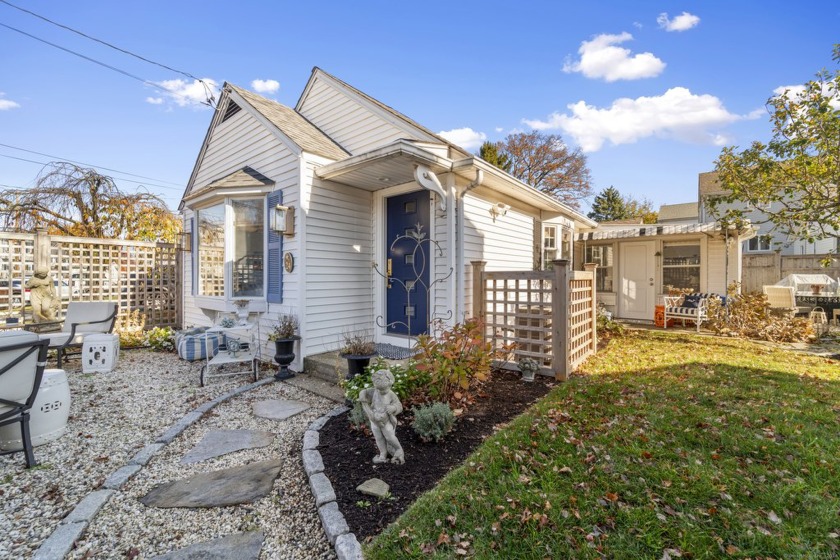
[302,405,364,560]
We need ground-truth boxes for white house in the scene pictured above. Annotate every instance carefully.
[178,68,594,368]
[698,171,838,256]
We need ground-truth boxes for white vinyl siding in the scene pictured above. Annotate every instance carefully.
[298,77,416,155]
[182,105,302,332]
[303,173,374,356]
[461,192,536,320]
[705,238,739,295]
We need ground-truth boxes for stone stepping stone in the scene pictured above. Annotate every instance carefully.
[140,460,282,508]
[357,478,390,498]
[181,429,274,464]
[149,531,263,559]
[253,399,310,421]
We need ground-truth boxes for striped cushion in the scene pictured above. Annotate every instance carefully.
[177,332,223,362]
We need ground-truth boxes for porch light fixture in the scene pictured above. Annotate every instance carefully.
[489,202,510,221]
[178,231,192,251]
[270,204,295,236]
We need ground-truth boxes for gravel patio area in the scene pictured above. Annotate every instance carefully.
[0,349,337,559]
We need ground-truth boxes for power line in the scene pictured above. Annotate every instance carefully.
[0,142,183,187]
[0,22,215,108]
[1,0,203,83]
[0,153,184,192]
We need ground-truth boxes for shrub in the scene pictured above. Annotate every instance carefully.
[706,286,814,343]
[146,326,175,352]
[343,357,429,403]
[348,401,369,431]
[115,309,146,348]
[267,314,298,340]
[412,402,455,442]
[414,319,508,404]
[596,305,625,338]
[340,332,376,356]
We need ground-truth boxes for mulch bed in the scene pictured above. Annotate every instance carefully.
[318,369,555,540]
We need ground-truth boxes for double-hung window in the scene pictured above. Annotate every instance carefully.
[584,245,614,292]
[196,197,265,299]
[662,243,700,292]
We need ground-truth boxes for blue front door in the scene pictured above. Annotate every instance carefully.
[386,191,430,336]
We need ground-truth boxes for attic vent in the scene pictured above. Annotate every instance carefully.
[221,101,241,122]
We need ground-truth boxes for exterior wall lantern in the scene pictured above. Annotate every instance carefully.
[271,204,295,236]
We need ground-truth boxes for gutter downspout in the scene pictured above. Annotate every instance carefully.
[456,169,484,321]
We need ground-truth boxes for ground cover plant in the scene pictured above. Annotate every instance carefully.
[366,330,840,558]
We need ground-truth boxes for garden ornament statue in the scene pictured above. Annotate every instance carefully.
[27,267,60,323]
[358,369,405,465]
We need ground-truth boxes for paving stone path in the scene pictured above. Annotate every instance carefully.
[149,531,264,560]
[253,398,311,421]
[181,429,274,464]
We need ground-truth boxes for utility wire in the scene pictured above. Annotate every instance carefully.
[0,142,183,187]
[0,0,203,83]
[0,153,184,193]
[0,22,215,107]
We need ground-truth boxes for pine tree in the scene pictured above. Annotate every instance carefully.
[478,141,512,173]
[588,186,629,222]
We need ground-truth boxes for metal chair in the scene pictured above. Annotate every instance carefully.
[0,331,49,468]
[27,301,118,367]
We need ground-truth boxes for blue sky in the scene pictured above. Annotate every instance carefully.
[1,1,837,213]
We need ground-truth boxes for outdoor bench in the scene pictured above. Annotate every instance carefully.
[663,293,718,332]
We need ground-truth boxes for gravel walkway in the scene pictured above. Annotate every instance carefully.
[0,349,336,559]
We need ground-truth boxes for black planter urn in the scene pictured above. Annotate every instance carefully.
[341,353,377,380]
[273,336,300,380]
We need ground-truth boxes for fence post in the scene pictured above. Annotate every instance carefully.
[471,260,486,324]
[34,228,51,271]
[552,259,569,381]
[583,262,598,355]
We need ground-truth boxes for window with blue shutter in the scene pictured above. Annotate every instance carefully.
[266,191,283,303]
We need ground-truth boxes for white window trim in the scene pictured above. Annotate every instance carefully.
[193,195,268,302]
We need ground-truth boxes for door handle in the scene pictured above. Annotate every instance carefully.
[649,277,654,286]
[387,258,392,289]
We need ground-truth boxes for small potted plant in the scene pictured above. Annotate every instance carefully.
[232,299,250,325]
[517,357,539,382]
[268,314,300,380]
[339,332,377,380]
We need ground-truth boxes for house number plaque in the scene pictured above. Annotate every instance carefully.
[284,252,294,273]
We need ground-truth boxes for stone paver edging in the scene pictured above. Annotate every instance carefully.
[32,377,276,560]
[302,405,365,560]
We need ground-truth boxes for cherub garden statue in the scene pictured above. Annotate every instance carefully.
[26,267,59,323]
[358,369,405,465]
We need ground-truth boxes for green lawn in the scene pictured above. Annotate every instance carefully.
[366,330,840,559]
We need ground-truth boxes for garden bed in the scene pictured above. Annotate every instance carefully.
[318,369,554,540]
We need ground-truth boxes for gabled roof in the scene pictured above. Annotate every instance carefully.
[229,84,348,161]
[183,166,274,202]
[297,68,470,158]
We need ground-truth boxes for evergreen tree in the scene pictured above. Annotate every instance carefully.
[478,141,512,173]
[588,186,629,222]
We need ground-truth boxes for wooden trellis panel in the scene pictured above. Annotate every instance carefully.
[473,260,597,380]
[0,231,182,330]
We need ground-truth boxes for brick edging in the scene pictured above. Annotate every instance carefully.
[302,406,365,560]
[32,377,276,560]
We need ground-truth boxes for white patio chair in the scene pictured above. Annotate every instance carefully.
[0,331,49,468]
[27,301,118,368]
[762,285,799,318]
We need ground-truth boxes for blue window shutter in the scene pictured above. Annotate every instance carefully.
[190,217,198,296]
[266,191,283,303]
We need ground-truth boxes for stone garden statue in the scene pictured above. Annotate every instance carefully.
[358,369,405,465]
[26,267,59,323]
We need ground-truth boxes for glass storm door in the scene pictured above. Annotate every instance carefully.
[385,191,430,336]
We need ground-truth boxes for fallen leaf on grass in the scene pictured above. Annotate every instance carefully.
[767,510,782,525]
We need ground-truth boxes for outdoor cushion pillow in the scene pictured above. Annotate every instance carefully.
[681,294,702,309]
[177,331,222,362]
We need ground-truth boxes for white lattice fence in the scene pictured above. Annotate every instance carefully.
[0,231,182,329]
[473,260,597,379]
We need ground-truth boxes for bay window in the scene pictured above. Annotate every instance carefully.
[196,197,265,299]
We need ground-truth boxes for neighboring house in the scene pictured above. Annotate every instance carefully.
[698,171,838,256]
[178,68,594,369]
[575,200,755,321]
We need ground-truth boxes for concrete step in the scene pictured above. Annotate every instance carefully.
[303,352,346,385]
[283,374,345,403]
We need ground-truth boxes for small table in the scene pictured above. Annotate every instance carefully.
[201,322,260,387]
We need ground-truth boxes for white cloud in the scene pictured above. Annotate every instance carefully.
[154,78,219,107]
[524,87,758,152]
[251,79,280,94]
[773,83,840,109]
[438,127,487,149]
[563,32,665,82]
[657,12,700,32]
[0,93,20,110]
[145,96,165,105]
[495,127,504,133]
